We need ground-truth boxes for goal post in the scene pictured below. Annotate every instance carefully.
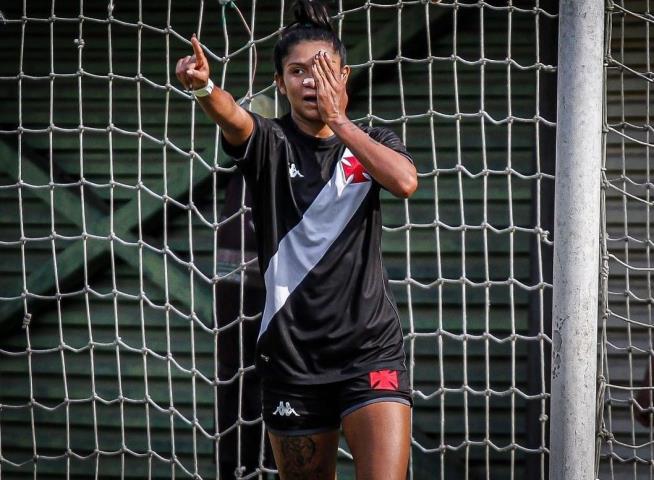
[549,1,604,479]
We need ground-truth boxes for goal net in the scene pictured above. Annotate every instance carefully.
[598,1,654,478]
[0,1,555,478]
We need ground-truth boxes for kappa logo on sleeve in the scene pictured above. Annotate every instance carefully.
[369,370,399,390]
[341,154,370,184]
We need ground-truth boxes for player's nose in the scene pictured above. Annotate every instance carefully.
[302,77,316,89]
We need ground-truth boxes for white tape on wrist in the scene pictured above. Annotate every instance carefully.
[192,78,214,98]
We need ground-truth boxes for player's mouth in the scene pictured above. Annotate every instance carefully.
[303,94,317,105]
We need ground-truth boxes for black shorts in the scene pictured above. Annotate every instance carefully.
[262,369,412,436]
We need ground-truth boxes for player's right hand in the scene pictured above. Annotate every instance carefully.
[176,34,210,91]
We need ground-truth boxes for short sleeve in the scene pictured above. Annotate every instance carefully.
[366,127,414,164]
[220,111,280,181]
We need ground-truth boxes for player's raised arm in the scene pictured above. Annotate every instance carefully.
[175,35,254,147]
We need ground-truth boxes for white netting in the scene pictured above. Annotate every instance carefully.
[598,1,654,478]
[0,1,555,478]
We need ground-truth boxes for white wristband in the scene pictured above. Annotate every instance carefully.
[192,78,214,98]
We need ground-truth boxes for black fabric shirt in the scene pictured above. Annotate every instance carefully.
[222,112,412,384]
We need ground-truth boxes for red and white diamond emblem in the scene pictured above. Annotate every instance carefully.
[341,154,370,184]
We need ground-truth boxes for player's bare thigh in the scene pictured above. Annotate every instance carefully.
[268,429,340,480]
[342,401,411,480]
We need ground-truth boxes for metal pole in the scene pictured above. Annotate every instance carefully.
[549,1,604,479]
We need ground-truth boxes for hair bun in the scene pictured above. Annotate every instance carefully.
[292,0,333,32]
[274,0,345,75]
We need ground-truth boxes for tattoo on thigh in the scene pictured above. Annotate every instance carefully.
[280,436,317,476]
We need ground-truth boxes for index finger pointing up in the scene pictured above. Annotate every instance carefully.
[191,35,205,68]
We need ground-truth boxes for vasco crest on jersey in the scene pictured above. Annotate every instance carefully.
[340,149,371,185]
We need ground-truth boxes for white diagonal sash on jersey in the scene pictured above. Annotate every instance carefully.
[258,148,371,339]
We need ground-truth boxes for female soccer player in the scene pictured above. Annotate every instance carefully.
[176,1,417,478]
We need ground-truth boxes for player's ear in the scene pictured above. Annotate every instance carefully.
[274,72,287,96]
[340,65,351,83]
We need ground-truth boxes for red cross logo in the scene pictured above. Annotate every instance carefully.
[341,154,370,184]
[369,370,399,390]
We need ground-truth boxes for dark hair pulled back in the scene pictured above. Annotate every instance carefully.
[273,0,346,75]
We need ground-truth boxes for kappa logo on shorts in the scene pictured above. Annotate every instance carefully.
[369,370,399,390]
[272,401,300,417]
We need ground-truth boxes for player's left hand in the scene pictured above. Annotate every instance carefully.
[312,51,349,125]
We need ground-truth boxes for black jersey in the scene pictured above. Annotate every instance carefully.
[222,112,412,384]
